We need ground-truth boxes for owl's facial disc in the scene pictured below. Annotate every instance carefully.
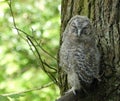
[78,21,90,36]
[70,19,91,38]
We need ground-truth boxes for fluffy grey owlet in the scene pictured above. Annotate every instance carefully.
[59,15,100,94]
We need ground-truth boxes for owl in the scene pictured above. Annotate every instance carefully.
[59,15,100,94]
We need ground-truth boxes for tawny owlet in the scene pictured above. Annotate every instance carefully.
[59,15,100,94]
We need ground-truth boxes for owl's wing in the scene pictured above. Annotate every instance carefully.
[59,43,70,73]
[73,47,99,84]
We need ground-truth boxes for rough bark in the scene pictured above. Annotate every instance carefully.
[57,0,120,101]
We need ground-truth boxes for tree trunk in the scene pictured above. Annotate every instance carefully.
[57,0,120,101]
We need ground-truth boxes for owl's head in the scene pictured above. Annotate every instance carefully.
[63,15,93,41]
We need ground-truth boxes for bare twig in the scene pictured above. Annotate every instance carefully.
[13,27,33,41]
[8,0,18,33]
[27,39,38,59]
[27,36,45,69]
[1,82,54,96]
[43,60,57,71]
[36,42,57,60]
[31,29,57,60]
[8,0,24,39]
[15,27,57,61]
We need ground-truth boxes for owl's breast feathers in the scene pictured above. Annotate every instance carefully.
[60,42,100,83]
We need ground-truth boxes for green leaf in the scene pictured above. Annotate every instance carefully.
[8,93,24,99]
[0,95,9,101]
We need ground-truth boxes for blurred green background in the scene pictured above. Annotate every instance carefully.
[0,0,60,101]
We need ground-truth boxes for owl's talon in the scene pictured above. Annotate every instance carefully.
[65,88,76,95]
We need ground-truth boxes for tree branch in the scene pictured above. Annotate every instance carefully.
[56,90,87,101]
[1,82,53,97]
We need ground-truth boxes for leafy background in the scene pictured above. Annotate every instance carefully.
[0,0,60,101]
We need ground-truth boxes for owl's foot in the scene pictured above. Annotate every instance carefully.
[65,87,76,95]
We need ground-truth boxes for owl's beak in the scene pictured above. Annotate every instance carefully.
[78,29,82,36]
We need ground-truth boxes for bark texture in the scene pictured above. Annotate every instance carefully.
[57,0,120,101]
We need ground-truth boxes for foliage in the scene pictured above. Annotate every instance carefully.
[0,0,60,101]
